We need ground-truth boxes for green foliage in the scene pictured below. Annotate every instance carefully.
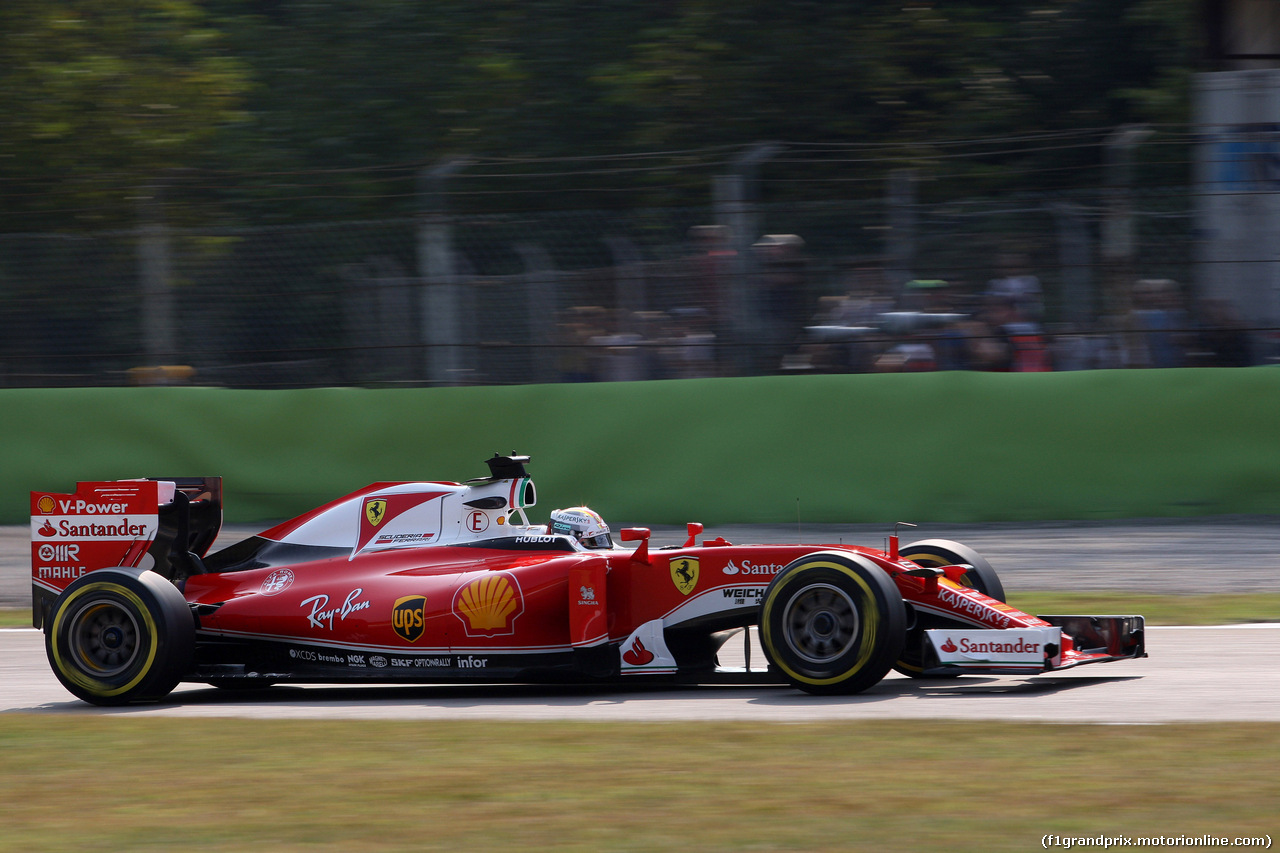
[0,0,249,227]
[0,1,1196,228]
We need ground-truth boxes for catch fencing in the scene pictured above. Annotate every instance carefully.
[0,187,1234,388]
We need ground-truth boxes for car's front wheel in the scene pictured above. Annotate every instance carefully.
[759,552,905,695]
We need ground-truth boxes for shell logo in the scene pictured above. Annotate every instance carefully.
[453,572,524,637]
[36,496,56,515]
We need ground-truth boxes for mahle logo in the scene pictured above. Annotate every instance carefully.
[393,595,427,642]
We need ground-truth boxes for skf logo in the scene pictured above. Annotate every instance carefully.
[453,572,524,637]
[365,499,388,527]
[36,495,56,515]
[670,557,699,596]
[393,595,427,642]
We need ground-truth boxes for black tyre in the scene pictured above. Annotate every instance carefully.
[759,552,906,695]
[45,568,195,705]
[894,539,1005,678]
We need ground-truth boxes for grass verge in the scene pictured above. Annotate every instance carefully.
[0,717,1276,852]
[1007,591,1280,626]
[7,592,1280,629]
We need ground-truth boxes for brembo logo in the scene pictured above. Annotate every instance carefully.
[722,559,785,576]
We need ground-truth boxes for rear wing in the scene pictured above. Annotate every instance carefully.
[31,477,222,629]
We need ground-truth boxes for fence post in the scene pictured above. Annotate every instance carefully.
[417,158,469,385]
[517,243,558,384]
[606,236,646,334]
[1101,125,1152,320]
[714,143,782,374]
[138,181,176,369]
[885,168,917,296]
[1053,201,1094,328]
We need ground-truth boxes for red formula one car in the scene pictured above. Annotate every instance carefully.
[31,454,1145,705]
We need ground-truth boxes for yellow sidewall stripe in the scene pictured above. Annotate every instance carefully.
[51,582,160,698]
[762,560,882,687]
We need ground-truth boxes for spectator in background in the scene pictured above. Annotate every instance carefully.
[556,305,607,382]
[987,252,1045,321]
[755,234,810,372]
[985,294,1053,372]
[1128,278,1190,368]
[1193,298,1253,367]
[686,224,735,373]
[666,307,719,378]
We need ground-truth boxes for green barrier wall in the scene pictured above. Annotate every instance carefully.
[6,368,1280,526]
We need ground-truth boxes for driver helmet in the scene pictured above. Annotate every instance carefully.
[548,506,613,549]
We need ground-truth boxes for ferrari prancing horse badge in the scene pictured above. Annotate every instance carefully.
[670,557,699,595]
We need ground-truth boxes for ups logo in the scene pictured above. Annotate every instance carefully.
[392,595,426,642]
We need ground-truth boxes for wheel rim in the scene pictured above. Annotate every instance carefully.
[782,583,859,664]
[67,599,141,677]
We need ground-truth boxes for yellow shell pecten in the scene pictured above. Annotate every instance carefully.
[457,574,519,631]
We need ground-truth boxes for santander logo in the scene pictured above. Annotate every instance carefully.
[941,638,958,653]
[37,520,57,538]
[722,559,785,576]
[622,637,655,666]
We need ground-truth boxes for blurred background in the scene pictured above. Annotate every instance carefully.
[0,0,1276,388]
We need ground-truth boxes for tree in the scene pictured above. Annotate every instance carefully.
[0,0,249,229]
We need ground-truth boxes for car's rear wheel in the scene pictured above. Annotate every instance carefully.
[45,568,195,705]
[759,552,905,695]
[894,539,1005,678]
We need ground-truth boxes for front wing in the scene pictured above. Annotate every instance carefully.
[920,615,1146,676]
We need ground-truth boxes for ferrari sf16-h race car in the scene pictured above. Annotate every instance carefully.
[31,454,1146,705]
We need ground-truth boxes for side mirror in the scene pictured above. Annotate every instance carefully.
[684,522,704,548]
[620,527,651,564]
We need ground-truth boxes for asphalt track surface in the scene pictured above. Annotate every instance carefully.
[4,518,1279,722]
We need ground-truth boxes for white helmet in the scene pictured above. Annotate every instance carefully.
[548,506,613,549]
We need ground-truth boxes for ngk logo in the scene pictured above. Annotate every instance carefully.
[38,544,80,562]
